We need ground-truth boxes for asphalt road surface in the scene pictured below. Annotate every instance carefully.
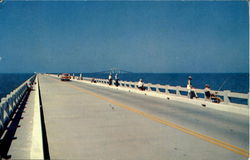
[39,75,249,160]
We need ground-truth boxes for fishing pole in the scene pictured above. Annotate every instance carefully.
[218,77,229,91]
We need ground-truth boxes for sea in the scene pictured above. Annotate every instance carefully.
[0,73,249,104]
[0,73,34,100]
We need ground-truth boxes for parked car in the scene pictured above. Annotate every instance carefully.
[60,73,71,81]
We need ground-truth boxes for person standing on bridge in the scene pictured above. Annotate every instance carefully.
[114,74,119,87]
[26,80,33,91]
[187,76,192,98]
[204,84,211,100]
[108,74,113,85]
[187,76,198,99]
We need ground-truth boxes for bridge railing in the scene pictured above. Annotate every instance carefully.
[0,75,36,133]
[74,76,249,107]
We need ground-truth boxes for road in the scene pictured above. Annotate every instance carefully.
[39,74,249,160]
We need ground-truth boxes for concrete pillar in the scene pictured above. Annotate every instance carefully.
[176,86,181,96]
[128,82,132,88]
[157,84,162,92]
[223,90,231,104]
[7,97,13,112]
[0,104,4,130]
[135,82,138,88]
[248,92,250,106]
[119,81,123,87]
[147,83,152,91]
[2,101,10,122]
[165,85,169,94]
[80,73,82,80]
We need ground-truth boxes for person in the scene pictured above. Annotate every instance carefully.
[190,86,198,99]
[27,81,33,91]
[204,84,222,103]
[114,74,119,87]
[204,84,211,100]
[211,93,222,103]
[187,76,192,98]
[137,79,145,91]
[108,74,112,85]
[91,78,96,83]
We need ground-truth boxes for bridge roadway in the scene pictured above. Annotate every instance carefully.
[21,74,250,159]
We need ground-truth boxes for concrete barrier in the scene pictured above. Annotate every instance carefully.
[0,75,36,133]
[47,74,249,115]
[74,76,249,107]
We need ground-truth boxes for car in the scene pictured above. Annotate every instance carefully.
[60,73,71,81]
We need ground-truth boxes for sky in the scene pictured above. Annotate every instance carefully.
[0,1,248,73]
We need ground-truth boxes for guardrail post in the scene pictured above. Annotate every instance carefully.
[7,96,13,113]
[147,83,152,91]
[133,82,137,88]
[248,93,250,105]
[124,82,128,88]
[0,105,4,131]
[176,86,181,96]
[1,100,10,124]
[165,85,169,94]
[128,82,132,88]
[223,90,231,104]
[156,85,160,93]
[120,82,123,87]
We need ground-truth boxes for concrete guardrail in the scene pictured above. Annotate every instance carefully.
[72,76,249,107]
[0,75,36,133]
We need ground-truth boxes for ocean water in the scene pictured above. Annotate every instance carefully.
[0,73,33,100]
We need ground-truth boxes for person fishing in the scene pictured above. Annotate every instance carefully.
[204,84,211,100]
[137,79,145,91]
[114,74,119,87]
[186,76,198,99]
[187,76,193,98]
[204,84,223,103]
[108,74,112,85]
[190,86,198,99]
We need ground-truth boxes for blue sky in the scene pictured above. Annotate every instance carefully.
[0,1,248,73]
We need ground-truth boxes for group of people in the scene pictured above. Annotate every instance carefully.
[107,74,145,90]
[187,76,222,103]
[108,74,120,87]
[106,74,221,103]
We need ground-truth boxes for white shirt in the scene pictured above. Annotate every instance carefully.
[138,81,144,87]
[108,75,112,80]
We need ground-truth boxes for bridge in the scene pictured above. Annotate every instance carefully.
[93,68,133,74]
[0,74,249,159]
